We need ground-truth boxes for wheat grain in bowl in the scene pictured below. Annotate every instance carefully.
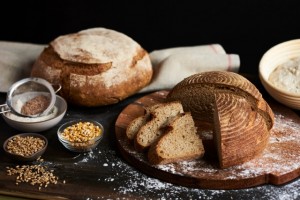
[3,133,48,162]
[57,119,104,152]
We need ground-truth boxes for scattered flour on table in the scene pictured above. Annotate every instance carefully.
[74,151,97,163]
[70,111,300,199]
[71,148,300,200]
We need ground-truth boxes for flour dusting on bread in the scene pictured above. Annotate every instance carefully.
[31,27,153,106]
[51,28,140,64]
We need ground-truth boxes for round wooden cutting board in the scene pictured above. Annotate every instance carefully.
[115,90,300,189]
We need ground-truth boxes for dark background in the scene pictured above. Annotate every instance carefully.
[1,2,300,199]
[0,0,299,75]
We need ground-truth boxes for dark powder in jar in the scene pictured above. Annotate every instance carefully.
[21,95,50,116]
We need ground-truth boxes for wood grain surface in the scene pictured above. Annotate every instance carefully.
[115,90,300,189]
[1,89,300,199]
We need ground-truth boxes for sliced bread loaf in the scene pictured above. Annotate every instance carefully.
[167,71,274,168]
[134,101,184,151]
[148,112,205,165]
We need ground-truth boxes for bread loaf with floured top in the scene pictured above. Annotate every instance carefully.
[31,27,153,107]
[148,112,205,165]
[167,71,274,168]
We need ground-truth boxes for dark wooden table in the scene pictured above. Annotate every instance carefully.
[0,76,300,200]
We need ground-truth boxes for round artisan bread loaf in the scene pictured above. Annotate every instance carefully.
[31,27,153,106]
[167,71,275,168]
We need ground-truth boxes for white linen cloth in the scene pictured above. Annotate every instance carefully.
[139,44,240,92]
[0,41,240,93]
[0,41,45,92]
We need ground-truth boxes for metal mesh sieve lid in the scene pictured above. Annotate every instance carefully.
[4,77,56,118]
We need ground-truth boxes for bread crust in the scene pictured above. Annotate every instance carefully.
[214,93,270,168]
[167,71,274,128]
[31,28,153,106]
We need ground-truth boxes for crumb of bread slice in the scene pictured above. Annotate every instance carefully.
[126,104,162,140]
[134,101,184,151]
[148,112,205,165]
[126,116,148,140]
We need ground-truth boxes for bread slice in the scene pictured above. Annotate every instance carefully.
[126,104,162,140]
[148,112,205,165]
[167,71,274,168]
[126,116,148,140]
[134,101,184,151]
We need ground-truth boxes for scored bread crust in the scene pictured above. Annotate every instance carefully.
[167,71,274,129]
[214,93,270,168]
[167,71,274,168]
[31,28,153,107]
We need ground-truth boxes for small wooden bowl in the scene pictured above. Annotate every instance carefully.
[3,133,48,162]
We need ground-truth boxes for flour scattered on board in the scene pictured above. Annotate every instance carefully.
[110,106,300,199]
[66,108,300,199]
[157,112,300,181]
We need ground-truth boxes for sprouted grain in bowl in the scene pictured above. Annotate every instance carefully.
[4,106,58,122]
[61,121,102,143]
[268,57,300,94]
